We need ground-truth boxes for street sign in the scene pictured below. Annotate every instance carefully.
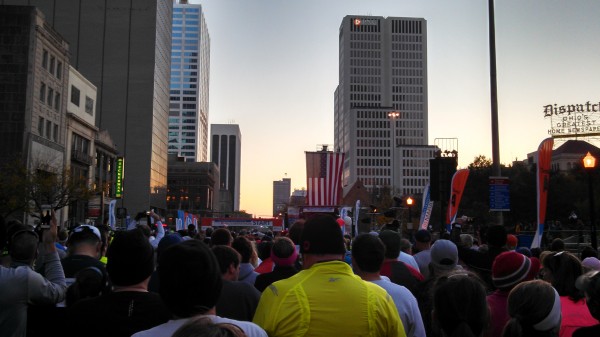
[489,176,510,211]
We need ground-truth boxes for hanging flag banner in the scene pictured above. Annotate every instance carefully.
[305,150,345,206]
[532,138,554,248]
[108,199,117,229]
[177,210,185,231]
[446,169,470,232]
[420,184,434,230]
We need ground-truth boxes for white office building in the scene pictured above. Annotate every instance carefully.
[169,0,210,162]
[210,124,241,212]
[334,16,432,196]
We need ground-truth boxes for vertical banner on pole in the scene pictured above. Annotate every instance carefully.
[446,169,470,233]
[420,184,434,230]
[532,138,554,249]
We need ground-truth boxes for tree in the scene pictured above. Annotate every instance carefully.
[0,159,93,220]
[468,155,493,169]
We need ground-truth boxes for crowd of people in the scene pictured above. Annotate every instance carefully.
[1,210,600,337]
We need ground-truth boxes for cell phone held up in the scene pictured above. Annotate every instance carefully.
[40,205,52,229]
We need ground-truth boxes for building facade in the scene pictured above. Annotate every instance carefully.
[169,1,210,162]
[210,124,241,212]
[166,154,218,223]
[334,16,429,197]
[273,178,291,216]
[3,0,174,215]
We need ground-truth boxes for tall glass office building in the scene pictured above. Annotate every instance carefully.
[169,1,210,162]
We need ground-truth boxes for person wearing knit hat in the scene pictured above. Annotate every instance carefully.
[253,215,405,337]
[68,228,171,337]
[254,237,298,292]
[582,257,600,272]
[487,251,541,337]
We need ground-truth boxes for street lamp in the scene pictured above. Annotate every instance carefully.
[583,152,598,250]
[406,197,414,223]
[388,111,400,191]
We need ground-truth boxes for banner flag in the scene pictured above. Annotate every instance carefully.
[420,184,434,230]
[108,199,117,229]
[177,210,185,231]
[306,151,345,206]
[532,138,554,248]
[446,169,470,232]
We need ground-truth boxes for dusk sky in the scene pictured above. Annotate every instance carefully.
[192,0,600,217]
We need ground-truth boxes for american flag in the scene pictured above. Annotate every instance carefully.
[306,151,345,206]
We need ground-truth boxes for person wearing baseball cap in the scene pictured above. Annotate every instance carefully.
[253,215,405,337]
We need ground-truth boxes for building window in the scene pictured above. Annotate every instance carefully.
[56,62,62,79]
[47,88,54,106]
[71,86,80,106]
[85,96,94,115]
[46,120,52,140]
[42,50,48,69]
[54,93,61,110]
[39,83,46,102]
[49,56,55,74]
[53,124,58,142]
[38,117,44,136]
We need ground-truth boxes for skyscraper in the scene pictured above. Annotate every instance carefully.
[3,0,173,213]
[169,1,210,163]
[334,16,433,196]
[210,124,241,212]
[273,178,291,216]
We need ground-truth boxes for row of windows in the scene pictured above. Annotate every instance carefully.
[392,35,423,43]
[38,117,59,142]
[391,20,423,34]
[350,84,380,93]
[171,52,198,57]
[349,50,381,58]
[169,137,196,142]
[168,145,196,150]
[350,93,380,101]
[392,85,424,93]
[392,60,423,68]
[42,49,62,79]
[350,76,381,84]
[168,118,197,124]
[356,148,396,158]
[392,94,424,102]
[173,26,199,32]
[357,120,391,129]
[393,77,424,85]
[171,77,197,83]
[402,168,429,177]
[172,71,198,76]
[358,177,391,187]
[392,43,423,51]
[350,22,380,33]
[350,59,381,67]
[403,178,427,187]
[70,85,94,115]
[39,82,61,111]
[350,33,381,41]
[357,139,390,148]
[172,58,198,63]
[392,69,424,76]
[172,20,199,25]
[350,42,380,49]
[172,64,198,70]
[174,8,199,13]
[357,158,390,167]
[170,83,197,89]
[350,67,381,75]
[172,32,199,38]
[170,96,197,102]
[392,51,423,60]
[169,90,197,95]
[172,39,199,45]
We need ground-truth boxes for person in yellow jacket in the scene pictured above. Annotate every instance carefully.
[253,215,406,337]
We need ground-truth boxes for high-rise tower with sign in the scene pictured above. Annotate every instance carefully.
[334,16,435,197]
